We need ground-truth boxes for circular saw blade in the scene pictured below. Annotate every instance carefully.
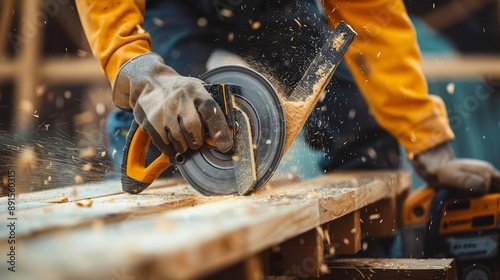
[177,66,286,195]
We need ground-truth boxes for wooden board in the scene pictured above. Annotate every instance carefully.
[324,258,457,280]
[0,171,410,280]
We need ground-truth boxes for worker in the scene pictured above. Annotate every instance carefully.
[76,0,500,195]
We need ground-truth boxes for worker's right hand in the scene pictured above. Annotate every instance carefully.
[112,53,233,159]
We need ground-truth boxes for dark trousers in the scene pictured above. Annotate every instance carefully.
[108,0,401,171]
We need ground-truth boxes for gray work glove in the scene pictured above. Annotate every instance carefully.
[411,142,500,195]
[112,53,233,159]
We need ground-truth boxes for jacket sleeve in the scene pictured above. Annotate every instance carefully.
[322,0,454,156]
[75,0,151,85]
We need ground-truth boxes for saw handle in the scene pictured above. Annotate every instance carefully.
[121,83,236,194]
[121,120,172,194]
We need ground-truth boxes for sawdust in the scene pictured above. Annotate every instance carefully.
[281,73,329,153]
[333,32,346,52]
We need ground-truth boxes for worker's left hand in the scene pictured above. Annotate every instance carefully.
[411,142,500,195]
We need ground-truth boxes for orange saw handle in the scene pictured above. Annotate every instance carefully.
[121,120,172,194]
[121,83,236,194]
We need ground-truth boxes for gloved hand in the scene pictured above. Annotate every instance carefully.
[112,53,233,159]
[410,142,500,195]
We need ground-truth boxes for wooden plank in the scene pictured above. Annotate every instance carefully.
[13,0,42,138]
[0,178,182,213]
[0,171,409,280]
[323,258,457,280]
[329,210,361,255]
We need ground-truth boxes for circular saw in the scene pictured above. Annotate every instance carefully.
[121,65,286,196]
[121,21,356,196]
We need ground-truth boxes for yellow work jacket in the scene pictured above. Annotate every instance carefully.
[76,0,454,156]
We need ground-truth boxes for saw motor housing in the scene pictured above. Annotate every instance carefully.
[402,186,500,280]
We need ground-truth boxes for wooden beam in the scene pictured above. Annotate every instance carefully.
[0,171,409,280]
[422,0,493,32]
[421,55,500,79]
[269,227,325,278]
[0,0,15,56]
[0,58,105,83]
[324,258,457,280]
[360,196,397,239]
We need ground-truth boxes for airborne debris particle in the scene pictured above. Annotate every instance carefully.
[348,108,356,119]
[251,21,261,30]
[294,18,302,27]
[197,17,208,27]
[228,32,234,42]
[367,147,377,159]
[36,84,46,96]
[80,147,96,158]
[320,263,330,274]
[153,17,164,26]
[220,9,233,18]
[75,175,83,184]
[82,163,93,171]
[446,82,455,94]
[95,103,105,115]
[369,213,381,220]
[18,147,36,169]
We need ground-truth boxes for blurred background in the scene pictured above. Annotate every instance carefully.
[0,0,499,194]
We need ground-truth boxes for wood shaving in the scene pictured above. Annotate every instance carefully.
[75,199,93,208]
[45,197,69,203]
